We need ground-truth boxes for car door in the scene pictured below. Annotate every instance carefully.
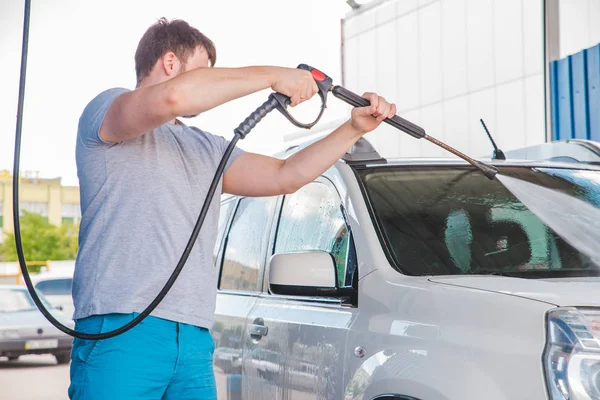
[243,178,359,400]
[213,196,279,400]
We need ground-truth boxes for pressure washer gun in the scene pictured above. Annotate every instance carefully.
[235,64,497,180]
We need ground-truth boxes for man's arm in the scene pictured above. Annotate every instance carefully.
[223,93,396,197]
[100,66,317,143]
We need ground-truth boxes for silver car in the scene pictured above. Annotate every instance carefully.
[211,138,600,400]
[0,285,73,364]
[33,276,75,319]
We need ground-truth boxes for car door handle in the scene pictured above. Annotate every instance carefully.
[248,324,268,337]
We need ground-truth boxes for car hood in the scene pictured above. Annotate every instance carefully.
[429,275,600,307]
[0,310,72,330]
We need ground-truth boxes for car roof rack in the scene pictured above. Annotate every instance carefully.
[342,137,387,164]
[500,139,600,165]
[278,135,386,165]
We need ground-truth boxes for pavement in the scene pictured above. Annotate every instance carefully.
[0,356,309,400]
[0,356,232,400]
[0,355,70,400]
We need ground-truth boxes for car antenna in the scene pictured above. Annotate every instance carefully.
[480,118,506,160]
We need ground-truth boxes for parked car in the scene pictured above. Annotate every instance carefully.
[0,285,73,364]
[32,276,74,319]
[211,138,600,400]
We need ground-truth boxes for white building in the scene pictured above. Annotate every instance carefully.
[293,0,600,159]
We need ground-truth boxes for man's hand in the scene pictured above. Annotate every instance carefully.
[271,68,319,106]
[349,92,397,135]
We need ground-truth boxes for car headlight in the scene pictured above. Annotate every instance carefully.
[545,308,600,399]
[0,329,21,339]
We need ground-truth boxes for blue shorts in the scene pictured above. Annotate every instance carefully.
[68,313,216,400]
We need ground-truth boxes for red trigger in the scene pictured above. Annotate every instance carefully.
[311,69,326,81]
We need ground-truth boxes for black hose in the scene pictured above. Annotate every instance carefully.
[13,0,277,339]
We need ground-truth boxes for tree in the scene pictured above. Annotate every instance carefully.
[0,211,78,262]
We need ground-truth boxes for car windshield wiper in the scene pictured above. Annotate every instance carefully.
[467,270,527,278]
[467,268,600,279]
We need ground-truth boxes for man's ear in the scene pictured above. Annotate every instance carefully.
[161,51,181,77]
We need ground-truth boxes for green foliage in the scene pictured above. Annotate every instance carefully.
[0,211,78,262]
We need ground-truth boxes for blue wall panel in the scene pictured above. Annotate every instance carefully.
[551,43,600,141]
[555,57,574,140]
[571,51,589,139]
[587,45,600,141]
[550,62,560,140]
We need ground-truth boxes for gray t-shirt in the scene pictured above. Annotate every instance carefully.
[73,87,244,328]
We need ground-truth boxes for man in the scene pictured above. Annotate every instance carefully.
[70,18,395,399]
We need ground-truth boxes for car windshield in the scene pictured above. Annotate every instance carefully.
[0,288,53,313]
[359,166,600,278]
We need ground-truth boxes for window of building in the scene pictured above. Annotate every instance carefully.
[274,181,357,289]
[219,197,278,292]
[20,202,49,220]
[61,203,81,225]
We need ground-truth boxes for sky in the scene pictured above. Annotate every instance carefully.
[0,0,350,186]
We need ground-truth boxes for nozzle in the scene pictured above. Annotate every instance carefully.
[424,135,498,180]
[475,161,498,180]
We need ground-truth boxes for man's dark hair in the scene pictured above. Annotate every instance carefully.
[135,18,216,84]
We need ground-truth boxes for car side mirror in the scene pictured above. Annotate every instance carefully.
[269,251,338,297]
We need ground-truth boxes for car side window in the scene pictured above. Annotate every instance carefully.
[220,196,278,292]
[274,181,357,289]
[213,200,235,266]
